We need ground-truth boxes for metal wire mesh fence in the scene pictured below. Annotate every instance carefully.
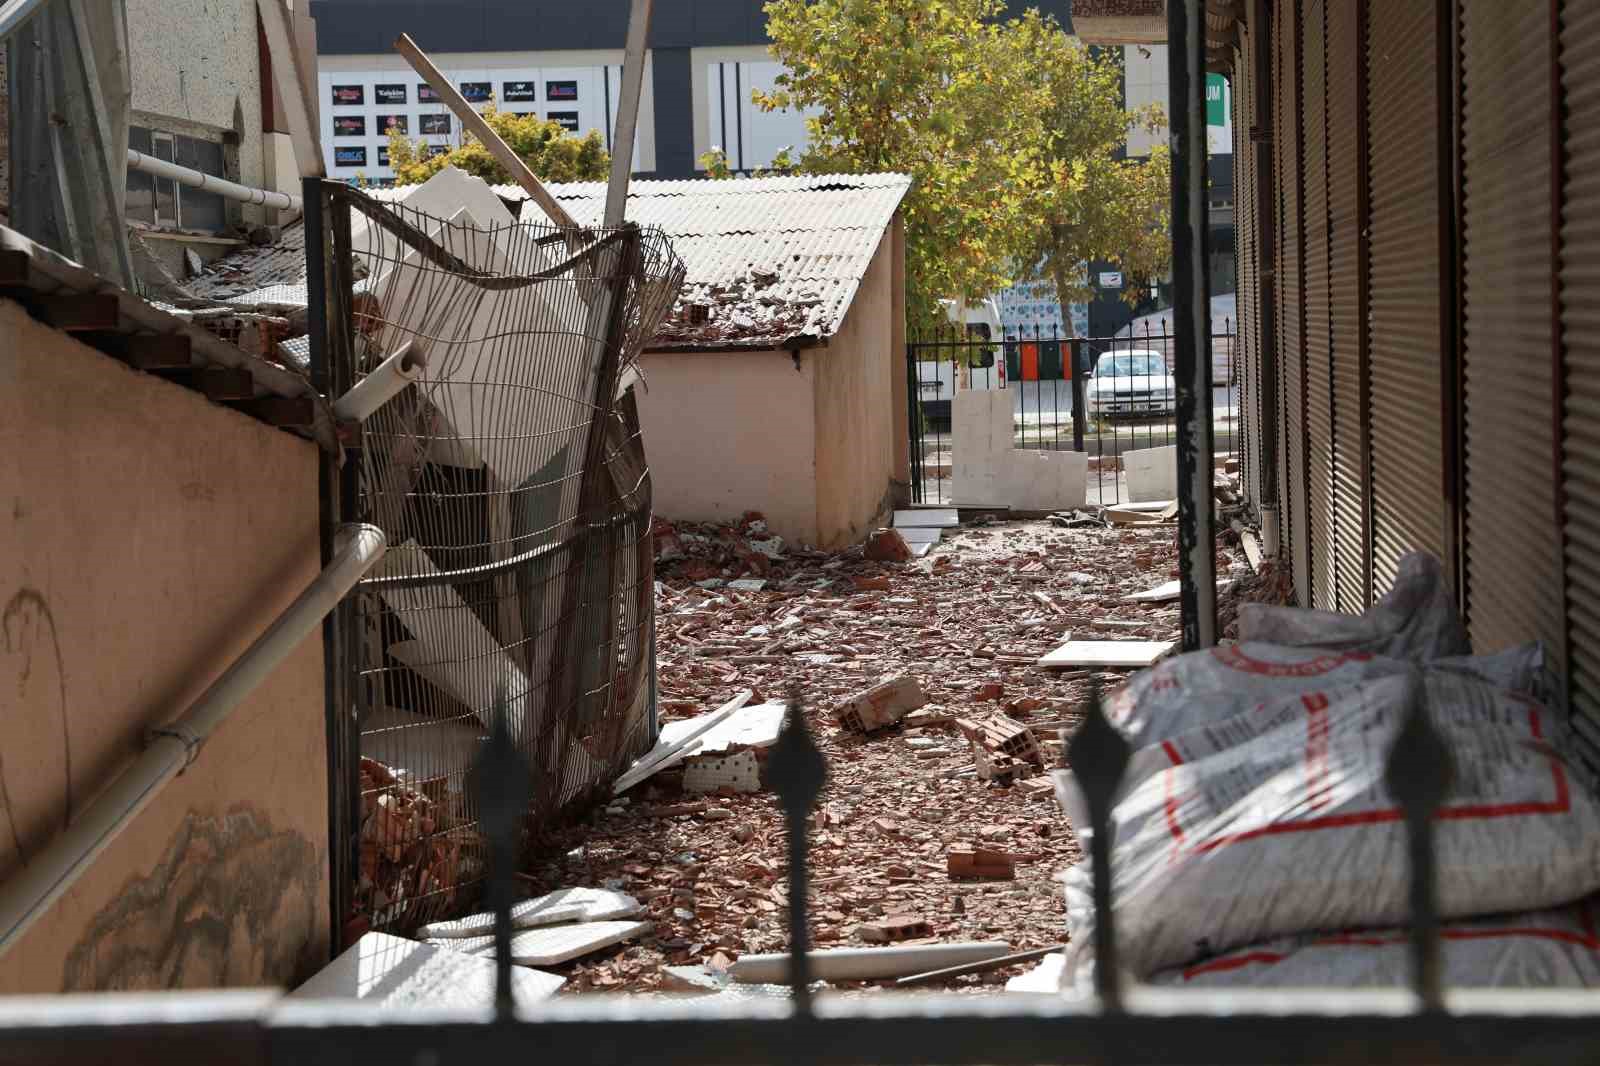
[319,186,685,933]
[906,321,1238,507]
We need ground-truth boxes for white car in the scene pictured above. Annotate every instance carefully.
[1086,349,1176,418]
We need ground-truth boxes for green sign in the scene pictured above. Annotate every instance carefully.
[1206,73,1226,127]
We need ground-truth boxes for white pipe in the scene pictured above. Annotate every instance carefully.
[332,341,425,422]
[0,523,386,958]
[731,942,1014,984]
[127,148,302,211]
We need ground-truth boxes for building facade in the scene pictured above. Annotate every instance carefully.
[308,0,1071,183]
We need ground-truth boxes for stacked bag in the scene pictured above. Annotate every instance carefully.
[1049,553,1600,992]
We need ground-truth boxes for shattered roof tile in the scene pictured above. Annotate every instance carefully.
[192,170,911,352]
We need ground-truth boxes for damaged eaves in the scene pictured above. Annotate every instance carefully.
[0,223,336,448]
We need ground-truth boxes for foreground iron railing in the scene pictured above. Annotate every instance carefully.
[8,676,1586,1066]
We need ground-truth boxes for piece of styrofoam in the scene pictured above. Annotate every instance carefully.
[1124,444,1179,503]
[907,539,935,558]
[360,703,485,780]
[897,527,942,546]
[292,932,564,1005]
[683,749,762,794]
[731,942,1012,983]
[655,700,787,759]
[1123,580,1182,603]
[1037,639,1175,669]
[430,920,652,966]
[419,887,643,939]
[894,509,958,529]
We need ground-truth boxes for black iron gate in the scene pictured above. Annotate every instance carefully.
[907,322,1238,507]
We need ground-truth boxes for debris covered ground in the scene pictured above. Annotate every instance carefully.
[502,507,1250,994]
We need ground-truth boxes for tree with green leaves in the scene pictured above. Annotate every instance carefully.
[756,0,1169,331]
[387,106,609,187]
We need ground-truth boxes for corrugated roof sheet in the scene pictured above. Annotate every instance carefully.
[496,173,911,349]
[195,170,910,350]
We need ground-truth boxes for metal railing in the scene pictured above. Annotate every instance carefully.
[3,679,1581,1065]
[907,322,1239,507]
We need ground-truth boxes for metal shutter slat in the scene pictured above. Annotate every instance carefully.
[1326,0,1366,612]
[1561,0,1600,772]
[1278,0,1310,605]
[1367,0,1444,597]
[1461,1,1562,659]
[1303,0,1335,610]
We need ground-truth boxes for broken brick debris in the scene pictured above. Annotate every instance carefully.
[835,674,927,733]
[863,527,913,562]
[859,915,934,943]
[948,845,1017,881]
[956,714,1045,769]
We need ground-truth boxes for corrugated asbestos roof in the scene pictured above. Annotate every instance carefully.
[191,170,910,351]
[494,173,911,349]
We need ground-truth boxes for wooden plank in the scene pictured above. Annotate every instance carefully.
[393,33,577,229]
[1036,639,1174,669]
[85,331,194,369]
[199,367,257,401]
[256,0,324,178]
[35,292,119,331]
[231,395,315,426]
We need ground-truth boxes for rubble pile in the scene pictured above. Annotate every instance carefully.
[501,514,1243,993]
[654,270,826,347]
[357,756,477,934]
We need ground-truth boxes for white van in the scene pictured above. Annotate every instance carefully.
[917,298,1006,422]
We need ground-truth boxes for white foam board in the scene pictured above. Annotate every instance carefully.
[1124,444,1179,503]
[1037,639,1175,669]
[683,749,762,794]
[896,527,942,545]
[656,701,787,759]
[908,539,935,558]
[894,508,959,528]
[360,704,485,781]
[1123,580,1182,603]
[430,920,652,966]
[293,932,564,1005]
[419,887,643,939]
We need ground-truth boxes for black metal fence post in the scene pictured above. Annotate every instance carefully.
[1070,338,1087,453]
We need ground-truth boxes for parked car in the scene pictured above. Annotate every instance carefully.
[1086,348,1176,418]
[916,298,1005,423]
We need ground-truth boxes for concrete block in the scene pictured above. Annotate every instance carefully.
[1124,444,1178,502]
[1003,448,1088,511]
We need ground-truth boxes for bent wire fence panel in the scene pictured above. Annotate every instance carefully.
[317,183,685,934]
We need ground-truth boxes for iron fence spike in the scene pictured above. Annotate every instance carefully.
[1384,669,1453,1011]
[769,689,826,1016]
[1066,678,1130,1012]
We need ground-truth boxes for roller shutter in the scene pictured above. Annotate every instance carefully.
[1460,1,1563,661]
[1366,0,1444,597]
[1325,0,1368,612]
[1277,0,1310,605]
[1560,0,1600,771]
[1302,0,1335,610]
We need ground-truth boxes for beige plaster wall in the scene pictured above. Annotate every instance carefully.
[633,348,821,545]
[812,224,898,549]
[0,299,328,993]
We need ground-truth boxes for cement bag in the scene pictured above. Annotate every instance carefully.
[1237,551,1468,659]
[1152,900,1600,989]
[1059,674,1600,980]
[1104,639,1550,753]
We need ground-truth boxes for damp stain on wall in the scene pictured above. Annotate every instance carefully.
[61,806,324,991]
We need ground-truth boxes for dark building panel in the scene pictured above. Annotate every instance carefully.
[312,0,1069,56]
[651,47,695,177]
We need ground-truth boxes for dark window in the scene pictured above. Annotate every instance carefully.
[153,133,177,224]
[374,83,407,105]
[334,115,366,137]
[335,146,368,167]
[546,79,578,101]
[420,113,451,135]
[378,114,408,134]
[174,134,225,234]
[460,81,492,102]
[548,111,579,132]
[331,84,364,106]
[503,80,537,102]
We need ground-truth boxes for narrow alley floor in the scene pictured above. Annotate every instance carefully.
[516,512,1241,994]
